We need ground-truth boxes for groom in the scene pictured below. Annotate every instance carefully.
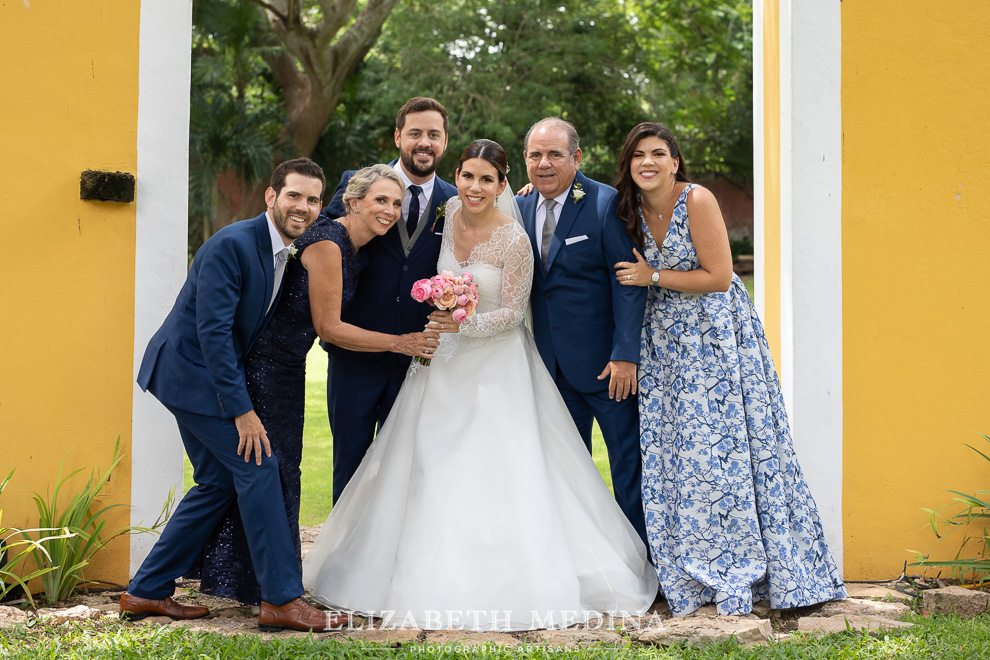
[517,118,649,544]
[124,158,346,633]
[322,97,457,502]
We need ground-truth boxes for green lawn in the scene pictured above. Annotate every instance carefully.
[2,612,989,658]
[185,347,615,525]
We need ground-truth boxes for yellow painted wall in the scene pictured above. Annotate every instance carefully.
[842,0,990,579]
[0,1,140,585]
[761,0,782,362]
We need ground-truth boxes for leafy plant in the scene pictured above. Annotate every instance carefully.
[1,469,75,608]
[23,439,174,605]
[909,432,990,582]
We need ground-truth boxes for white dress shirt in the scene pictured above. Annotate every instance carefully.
[394,164,435,226]
[535,185,573,257]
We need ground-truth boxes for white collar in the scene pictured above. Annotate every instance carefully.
[537,183,573,211]
[394,163,436,200]
[264,212,288,256]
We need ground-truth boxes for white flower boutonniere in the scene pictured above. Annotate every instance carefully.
[288,244,299,260]
[572,183,585,204]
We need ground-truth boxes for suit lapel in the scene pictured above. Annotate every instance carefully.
[545,174,586,272]
[253,214,276,325]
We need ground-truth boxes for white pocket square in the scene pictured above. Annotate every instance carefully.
[434,231,443,235]
[565,235,589,245]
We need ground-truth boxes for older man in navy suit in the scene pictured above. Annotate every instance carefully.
[322,97,457,502]
[123,159,347,633]
[516,118,648,544]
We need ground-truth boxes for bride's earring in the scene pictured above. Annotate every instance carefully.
[495,196,500,209]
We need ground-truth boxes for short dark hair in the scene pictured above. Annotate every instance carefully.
[458,139,510,183]
[396,97,449,134]
[270,157,326,199]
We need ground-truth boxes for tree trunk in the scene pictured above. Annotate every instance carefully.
[214,0,401,229]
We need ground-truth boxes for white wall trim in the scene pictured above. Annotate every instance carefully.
[131,0,193,576]
[752,0,766,318]
[784,0,844,569]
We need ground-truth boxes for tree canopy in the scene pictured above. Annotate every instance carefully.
[189,0,752,250]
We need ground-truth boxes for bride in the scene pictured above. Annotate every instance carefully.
[302,139,657,631]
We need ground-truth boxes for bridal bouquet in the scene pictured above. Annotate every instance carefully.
[410,270,479,365]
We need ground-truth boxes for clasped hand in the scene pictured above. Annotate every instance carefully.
[614,248,655,287]
[426,310,461,335]
[396,328,440,359]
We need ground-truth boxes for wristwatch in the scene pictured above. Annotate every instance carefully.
[650,270,660,286]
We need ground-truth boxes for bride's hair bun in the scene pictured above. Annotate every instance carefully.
[458,139,510,182]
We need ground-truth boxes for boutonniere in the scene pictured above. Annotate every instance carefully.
[288,244,299,260]
[571,183,585,203]
[430,199,448,231]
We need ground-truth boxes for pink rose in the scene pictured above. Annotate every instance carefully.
[431,286,445,301]
[451,308,467,323]
[411,280,432,303]
[453,284,465,295]
[462,298,477,317]
[456,294,469,307]
[469,283,478,298]
[431,275,445,287]
[437,291,458,309]
[462,272,473,284]
[439,269,455,279]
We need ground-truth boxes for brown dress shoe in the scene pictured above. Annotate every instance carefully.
[120,593,209,621]
[258,598,348,633]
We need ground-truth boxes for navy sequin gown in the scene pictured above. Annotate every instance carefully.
[186,216,367,605]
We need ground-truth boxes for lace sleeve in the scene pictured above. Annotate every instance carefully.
[459,224,534,337]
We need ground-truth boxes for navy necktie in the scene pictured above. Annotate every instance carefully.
[407,184,423,236]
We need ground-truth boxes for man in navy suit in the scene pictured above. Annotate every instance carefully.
[123,159,347,633]
[517,118,649,544]
[322,97,457,502]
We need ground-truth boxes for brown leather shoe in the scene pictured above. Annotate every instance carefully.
[258,598,348,633]
[119,593,209,621]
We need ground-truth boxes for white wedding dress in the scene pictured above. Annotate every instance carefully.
[302,200,657,631]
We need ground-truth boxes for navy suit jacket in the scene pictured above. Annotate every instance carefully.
[322,163,457,362]
[137,213,279,419]
[518,171,647,393]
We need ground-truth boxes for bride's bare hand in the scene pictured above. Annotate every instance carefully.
[395,331,439,358]
[516,182,535,197]
[427,310,461,334]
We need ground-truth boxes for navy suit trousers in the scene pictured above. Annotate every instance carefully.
[127,405,303,606]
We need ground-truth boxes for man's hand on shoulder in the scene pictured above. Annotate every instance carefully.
[597,360,638,401]
[235,409,271,466]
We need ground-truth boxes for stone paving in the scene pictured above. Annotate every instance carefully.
[0,582,930,648]
[1,524,985,648]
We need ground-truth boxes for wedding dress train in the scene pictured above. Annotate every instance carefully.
[302,201,657,631]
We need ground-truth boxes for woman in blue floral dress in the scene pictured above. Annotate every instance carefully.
[612,122,847,616]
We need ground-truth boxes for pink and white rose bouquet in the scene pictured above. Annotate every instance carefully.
[410,270,480,364]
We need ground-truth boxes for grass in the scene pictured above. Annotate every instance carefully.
[185,347,615,525]
[1,613,989,658]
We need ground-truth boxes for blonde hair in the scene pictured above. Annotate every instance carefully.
[342,164,403,210]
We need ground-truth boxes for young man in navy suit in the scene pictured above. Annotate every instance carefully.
[322,97,457,502]
[124,159,347,633]
[516,118,649,544]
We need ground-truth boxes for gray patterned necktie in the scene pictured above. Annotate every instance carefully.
[540,198,558,269]
[268,246,290,313]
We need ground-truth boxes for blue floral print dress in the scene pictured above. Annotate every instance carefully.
[637,184,847,616]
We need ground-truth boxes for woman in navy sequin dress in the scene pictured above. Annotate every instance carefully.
[187,165,436,605]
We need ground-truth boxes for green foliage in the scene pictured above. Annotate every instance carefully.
[0,470,74,608]
[909,432,990,582]
[24,439,174,605]
[190,0,753,245]
[188,0,288,254]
